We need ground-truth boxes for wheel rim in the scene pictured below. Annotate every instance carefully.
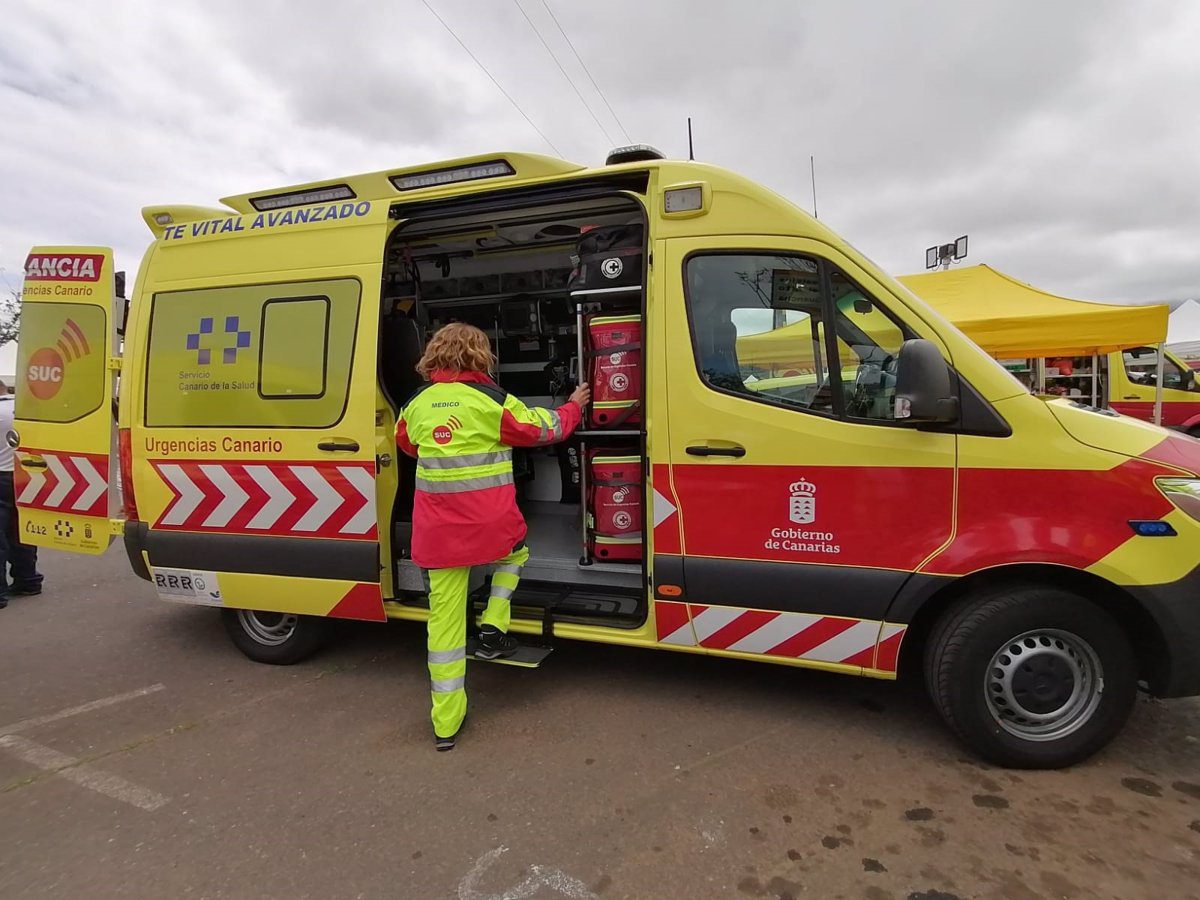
[984,628,1104,742]
[237,609,299,647]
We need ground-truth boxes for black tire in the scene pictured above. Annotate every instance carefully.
[924,586,1138,769]
[221,608,331,665]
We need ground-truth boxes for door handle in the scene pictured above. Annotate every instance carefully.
[317,439,360,452]
[686,444,746,458]
[1123,395,1139,400]
[19,457,47,469]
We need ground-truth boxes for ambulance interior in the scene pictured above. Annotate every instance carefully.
[378,195,648,626]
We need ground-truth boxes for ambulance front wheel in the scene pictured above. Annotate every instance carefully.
[924,587,1138,769]
[222,608,331,665]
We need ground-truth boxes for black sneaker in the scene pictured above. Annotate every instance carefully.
[434,714,466,751]
[8,586,41,597]
[0,596,7,610]
[476,626,519,660]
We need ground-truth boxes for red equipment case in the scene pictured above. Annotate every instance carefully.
[587,314,641,427]
[588,453,643,562]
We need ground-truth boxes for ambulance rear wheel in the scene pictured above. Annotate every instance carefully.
[222,608,330,665]
[924,587,1137,769]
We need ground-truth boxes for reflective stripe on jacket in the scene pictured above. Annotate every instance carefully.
[396,369,583,568]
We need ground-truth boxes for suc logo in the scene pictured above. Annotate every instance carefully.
[433,415,463,445]
[27,318,93,401]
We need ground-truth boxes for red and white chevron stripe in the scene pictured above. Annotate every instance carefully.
[150,459,376,541]
[654,600,906,672]
[15,450,109,517]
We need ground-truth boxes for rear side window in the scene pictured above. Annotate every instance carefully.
[260,297,330,398]
[144,279,359,427]
[14,302,107,423]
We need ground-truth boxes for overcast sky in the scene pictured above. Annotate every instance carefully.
[2,0,1198,369]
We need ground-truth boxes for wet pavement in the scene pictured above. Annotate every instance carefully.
[1,548,1199,899]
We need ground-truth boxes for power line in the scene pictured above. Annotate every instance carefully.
[536,0,632,144]
[511,0,613,145]
[419,0,562,156]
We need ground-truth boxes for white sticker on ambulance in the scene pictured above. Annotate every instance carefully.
[151,567,224,606]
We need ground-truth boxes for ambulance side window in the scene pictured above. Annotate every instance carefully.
[144,279,360,428]
[829,268,907,422]
[686,253,836,414]
[260,297,330,399]
[1123,347,1187,391]
[684,253,909,422]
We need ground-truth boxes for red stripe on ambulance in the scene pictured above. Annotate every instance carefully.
[150,459,376,540]
[655,601,906,672]
[14,450,108,517]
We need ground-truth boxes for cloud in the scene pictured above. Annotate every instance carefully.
[1,0,1197,319]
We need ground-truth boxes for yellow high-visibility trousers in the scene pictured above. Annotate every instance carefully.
[425,544,530,738]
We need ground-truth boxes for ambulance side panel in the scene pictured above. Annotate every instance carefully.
[657,234,958,678]
[124,203,390,621]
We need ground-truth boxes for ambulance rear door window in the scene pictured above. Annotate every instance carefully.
[144,279,360,428]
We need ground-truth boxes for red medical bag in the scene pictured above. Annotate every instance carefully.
[588,453,643,562]
[587,314,641,427]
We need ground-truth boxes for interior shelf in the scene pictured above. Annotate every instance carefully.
[570,285,643,297]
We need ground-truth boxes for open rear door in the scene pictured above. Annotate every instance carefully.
[10,247,118,554]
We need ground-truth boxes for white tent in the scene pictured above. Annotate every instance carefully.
[1167,299,1200,361]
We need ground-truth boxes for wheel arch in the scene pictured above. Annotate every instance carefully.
[894,564,1170,694]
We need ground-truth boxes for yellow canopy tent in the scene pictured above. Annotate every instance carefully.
[896,264,1168,358]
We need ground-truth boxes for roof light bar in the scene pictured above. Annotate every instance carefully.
[250,184,356,211]
[606,144,665,165]
[391,160,515,192]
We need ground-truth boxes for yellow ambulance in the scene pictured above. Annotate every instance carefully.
[14,147,1200,768]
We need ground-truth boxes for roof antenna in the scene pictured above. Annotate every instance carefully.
[687,117,695,160]
[810,155,818,219]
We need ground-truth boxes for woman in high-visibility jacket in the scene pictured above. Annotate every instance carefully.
[396,322,590,750]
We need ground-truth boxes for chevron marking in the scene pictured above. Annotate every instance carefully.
[159,464,204,526]
[71,456,107,513]
[244,465,294,530]
[43,455,74,507]
[292,466,341,532]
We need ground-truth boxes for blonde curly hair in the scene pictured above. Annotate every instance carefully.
[416,322,495,378]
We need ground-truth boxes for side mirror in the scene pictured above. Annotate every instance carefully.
[894,339,958,423]
[1184,369,1196,392]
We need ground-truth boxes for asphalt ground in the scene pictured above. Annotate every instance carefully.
[1,548,1199,900]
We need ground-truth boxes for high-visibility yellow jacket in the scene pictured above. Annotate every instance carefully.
[395,369,583,568]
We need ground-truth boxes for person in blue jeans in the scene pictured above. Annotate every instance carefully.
[0,385,43,609]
